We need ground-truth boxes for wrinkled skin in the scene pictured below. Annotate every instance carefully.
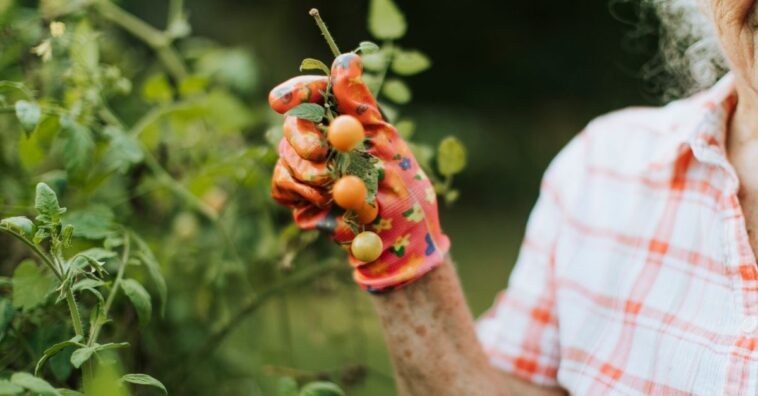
[268,54,449,292]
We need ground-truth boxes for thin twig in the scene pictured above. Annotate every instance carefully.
[309,9,341,57]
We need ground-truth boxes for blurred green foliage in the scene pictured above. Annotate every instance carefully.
[0,0,659,395]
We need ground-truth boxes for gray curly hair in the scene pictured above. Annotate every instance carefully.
[645,0,729,98]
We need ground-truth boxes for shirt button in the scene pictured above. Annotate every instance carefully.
[741,316,758,333]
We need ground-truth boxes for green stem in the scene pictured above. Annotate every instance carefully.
[94,0,188,80]
[0,228,62,279]
[88,233,130,347]
[309,9,341,57]
[65,288,93,387]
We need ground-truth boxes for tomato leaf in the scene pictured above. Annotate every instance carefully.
[132,233,167,317]
[381,79,411,104]
[299,58,330,75]
[12,260,54,312]
[437,136,467,176]
[35,183,66,221]
[356,41,380,55]
[10,372,61,396]
[391,49,431,76]
[0,380,23,395]
[1,216,34,237]
[59,117,94,175]
[120,373,167,395]
[35,335,84,376]
[64,205,115,240]
[368,0,406,40]
[14,100,41,134]
[285,103,325,122]
[121,279,152,327]
[70,342,129,368]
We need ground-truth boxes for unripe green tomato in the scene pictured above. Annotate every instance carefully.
[351,231,383,262]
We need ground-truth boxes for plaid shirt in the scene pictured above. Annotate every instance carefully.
[475,74,758,395]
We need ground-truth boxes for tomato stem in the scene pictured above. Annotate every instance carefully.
[309,8,341,57]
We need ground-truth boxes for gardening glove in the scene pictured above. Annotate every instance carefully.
[268,53,450,293]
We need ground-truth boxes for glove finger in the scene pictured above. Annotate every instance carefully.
[293,205,330,230]
[331,53,385,127]
[283,116,328,162]
[271,159,331,208]
[278,139,332,187]
[268,75,329,114]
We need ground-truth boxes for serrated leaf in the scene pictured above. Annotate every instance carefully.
[35,183,65,221]
[70,342,129,368]
[120,374,167,395]
[0,380,23,395]
[132,234,167,317]
[299,381,345,396]
[63,205,114,240]
[72,278,105,302]
[12,260,54,312]
[35,335,84,376]
[121,279,152,327]
[368,0,407,40]
[391,49,431,76]
[10,372,61,396]
[285,103,325,122]
[15,100,41,133]
[356,41,380,54]
[437,136,467,176]
[59,118,94,175]
[381,79,411,104]
[299,58,330,75]
[0,216,34,237]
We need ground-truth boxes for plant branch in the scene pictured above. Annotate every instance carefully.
[309,9,340,57]
[87,232,130,347]
[93,0,188,81]
[0,228,62,280]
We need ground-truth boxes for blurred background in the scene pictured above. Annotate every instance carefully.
[0,0,663,395]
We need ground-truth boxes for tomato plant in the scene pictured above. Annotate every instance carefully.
[0,0,466,394]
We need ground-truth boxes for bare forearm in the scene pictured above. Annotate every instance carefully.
[371,256,566,396]
[370,256,505,395]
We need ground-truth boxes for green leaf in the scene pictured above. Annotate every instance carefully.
[299,381,345,396]
[277,377,298,396]
[361,51,387,72]
[368,0,407,40]
[35,183,65,221]
[72,278,105,302]
[141,74,174,104]
[285,103,325,122]
[71,21,99,72]
[178,75,208,97]
[395,120,415,139]
[14,100,41,133]
[391,49,431,76]
[0,298,14,341]
[121,279,152,327]
[437,136,467,176]
[299,58,330,75]
[59,118,94,175]
[70,342,129,368]
[132,234,167,317]
[381,79,411,104]
[120,374,167,395]
[10,372,61,396]
[356,41,380,54]
[0,216,34,237]
[103,126,144,173]
[63,205,114,240]
[35,335,84,376]
[12,260,54,312]
[0,380,23,395]
[196,48,258,93]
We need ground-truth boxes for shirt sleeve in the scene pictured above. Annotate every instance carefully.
[475,133,586,387]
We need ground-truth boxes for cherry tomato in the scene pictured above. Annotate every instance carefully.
[355,201,378,224]
[351,231,383,262]
[333,175,367,210]
[328,115,365,152]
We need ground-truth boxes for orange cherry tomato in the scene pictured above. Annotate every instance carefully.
[355,201,378,224]
[351,231,383,262]
[328,115,365,152]
[333,175,367,210]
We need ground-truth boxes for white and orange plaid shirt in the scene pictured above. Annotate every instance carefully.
[476,74,758,395]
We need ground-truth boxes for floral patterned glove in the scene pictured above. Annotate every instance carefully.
[268,53,450,293]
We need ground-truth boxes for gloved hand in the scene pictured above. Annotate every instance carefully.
[268,53,450,293]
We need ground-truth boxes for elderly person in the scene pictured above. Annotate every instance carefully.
[268,0,758,394]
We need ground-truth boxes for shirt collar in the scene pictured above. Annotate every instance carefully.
[647,73,737,171]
